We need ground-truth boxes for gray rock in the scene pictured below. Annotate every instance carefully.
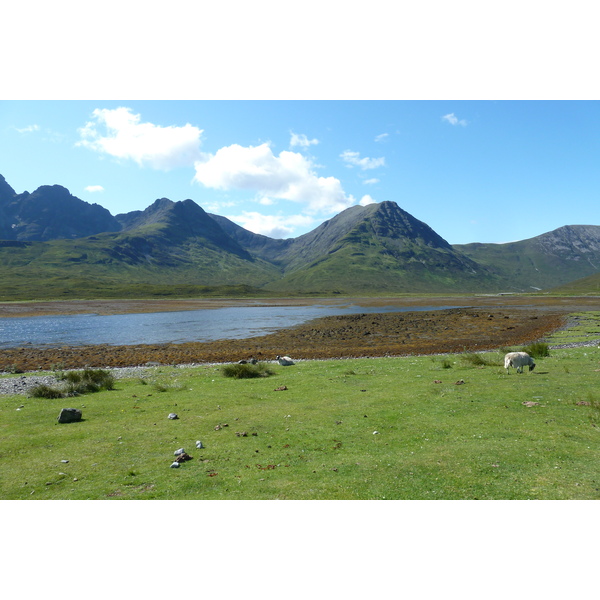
[174,448,185,455]
[58,408,82,423]
[168,413,178,420]
[196,440,204,449]
[170,462,180,468]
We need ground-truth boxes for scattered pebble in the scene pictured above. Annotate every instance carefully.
[168,413,178,420]
[170,462,180,468]
[196,440,204,449]
[174,448,186,455]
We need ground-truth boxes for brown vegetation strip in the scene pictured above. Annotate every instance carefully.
[0,307,567,372]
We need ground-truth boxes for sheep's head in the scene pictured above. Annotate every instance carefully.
[530,361,536,371]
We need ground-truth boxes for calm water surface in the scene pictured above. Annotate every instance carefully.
[0,304,458,349]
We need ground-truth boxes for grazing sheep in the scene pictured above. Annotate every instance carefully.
[276,355,295,366]
[504,351,536,373]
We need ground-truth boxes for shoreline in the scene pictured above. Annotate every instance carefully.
[0,304,574,372]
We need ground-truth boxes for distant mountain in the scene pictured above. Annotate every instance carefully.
[1,172,600,300]
[455,225,600,291]
[0,177,121,241]
[116,198,252,259]
[260,201,502,293]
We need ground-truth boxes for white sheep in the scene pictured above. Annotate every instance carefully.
[276,355,295,366]
[504,351,536,373]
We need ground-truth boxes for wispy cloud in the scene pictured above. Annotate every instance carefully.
[77,107,203,169]
[290,131,319,149]
[375,133,388,142]
[363,178,379,185]
[193,142,356,215]
[340,150,385,170]
[84,185,104,193]
[15,124,40,134]
[442,113,468,126]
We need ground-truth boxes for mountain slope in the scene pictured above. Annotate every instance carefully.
[548,270,600,294]
[0,181,121,241]
[455,225,600,291]
[264,202,503,293]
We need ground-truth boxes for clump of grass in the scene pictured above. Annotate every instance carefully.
[440,358,453,369]
[461,352,495,367]
[51,362,67,380]
[28,383,65,399]
[522,342,550,358]
[29,369,115,398]
[222,363,274,379]
[64,368,115,394]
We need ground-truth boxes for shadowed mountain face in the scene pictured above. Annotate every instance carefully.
[0,179,121,241]
[1,172,599,297]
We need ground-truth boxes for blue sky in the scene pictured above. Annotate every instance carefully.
[1,100,598,244]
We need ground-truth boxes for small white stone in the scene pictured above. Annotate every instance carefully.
[170,462,180,468]
[196,441,204,449]
[174,448,185,455]
[373,431,379,435]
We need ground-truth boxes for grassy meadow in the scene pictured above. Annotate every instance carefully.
[2,332,599,500]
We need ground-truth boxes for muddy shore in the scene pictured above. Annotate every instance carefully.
[1,295,596,371]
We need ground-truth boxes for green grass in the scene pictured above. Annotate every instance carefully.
[2,347,599,500]
[542,311,600,346]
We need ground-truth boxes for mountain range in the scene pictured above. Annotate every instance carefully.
[1,173,599,300]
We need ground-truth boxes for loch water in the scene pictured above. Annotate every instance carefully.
[0,304,459,349]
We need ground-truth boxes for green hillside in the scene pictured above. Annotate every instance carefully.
[456,225,600,291]
[2,170,600,300]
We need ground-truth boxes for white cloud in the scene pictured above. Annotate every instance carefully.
[227,211,316,239]
[442,113,468,126]
[359,194,377,206]
[85,185,104,193]
[15,124,39,134]
[77,107,203,169]
[363,178,379,185]
[375,133,388,142]
[193,143,355,214]
[290,131,319,148]
[340,150,385,170]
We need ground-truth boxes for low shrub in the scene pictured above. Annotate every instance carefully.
[222,363,274,379]
[461,352,495,367]
[28,384,65,399]
[522,342,550,358]
[65,368,115,394]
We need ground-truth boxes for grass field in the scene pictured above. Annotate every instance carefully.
[2,341,599,500]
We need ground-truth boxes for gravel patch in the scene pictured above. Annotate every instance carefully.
[0,374,61,396]
[0,366,155,396]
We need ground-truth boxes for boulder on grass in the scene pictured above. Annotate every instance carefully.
[58,408,82,423]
